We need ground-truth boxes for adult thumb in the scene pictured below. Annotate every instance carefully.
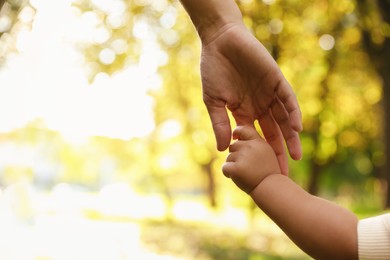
[206,104,232,151]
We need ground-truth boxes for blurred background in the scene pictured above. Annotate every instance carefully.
[0,0,389,259]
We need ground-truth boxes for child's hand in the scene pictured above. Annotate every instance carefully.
[222,125,281,194]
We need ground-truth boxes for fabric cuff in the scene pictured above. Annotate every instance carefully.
[358,213,390,260]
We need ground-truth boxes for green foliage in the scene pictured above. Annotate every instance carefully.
[0,0,388,257]
[141,220,310,260]
[0,0,34,64]
[0,0,387,203]
[0,0,388,220]
[236,0,385,195]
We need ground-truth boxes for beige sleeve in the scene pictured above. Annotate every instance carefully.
[358,213,390,259]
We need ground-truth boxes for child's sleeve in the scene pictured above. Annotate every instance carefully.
[358,213,390,259]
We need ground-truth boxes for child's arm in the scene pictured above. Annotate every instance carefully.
[251,175,358,260]
[223,126,358,260]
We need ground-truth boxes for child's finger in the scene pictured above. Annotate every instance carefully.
[229,141,244,153]
[222,161,236,178]
[225,151,237,162]
[223,152,239,178]
[233,125,262,141]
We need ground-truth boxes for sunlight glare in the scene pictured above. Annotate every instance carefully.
[107,12,129,29]
[0,15,12,32]
[91,0,126,16]
[93,26,111,44]
[133,20,151,40]
[172,200,211,222]
[159,155,175,170]
[158,120,182,140]
[0,0,159,141]
[15,28,32,53]
[99,48,116,64]
[111,39,128,54]
[159,7,177,29]
[151,0,169,12]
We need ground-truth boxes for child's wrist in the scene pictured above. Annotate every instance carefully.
[249,173,281,196]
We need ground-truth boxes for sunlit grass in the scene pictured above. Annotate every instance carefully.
[0,181,314,259]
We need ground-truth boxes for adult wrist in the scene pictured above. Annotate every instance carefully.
[179,0,243,45]
[196,13,243,45]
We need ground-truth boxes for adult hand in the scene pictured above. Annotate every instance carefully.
[201,22,302,175]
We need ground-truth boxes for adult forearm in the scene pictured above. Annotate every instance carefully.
[178,0,243,44]
[250,175,358,260]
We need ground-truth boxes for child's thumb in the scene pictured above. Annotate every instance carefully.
[233,125,261,141]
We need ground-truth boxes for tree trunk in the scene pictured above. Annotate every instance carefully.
[377,0,390,209]
[308,161,323,195]
[306,40,338,195]
[379,40,390,207]
[356,0,390,208]
[202,160,217,208]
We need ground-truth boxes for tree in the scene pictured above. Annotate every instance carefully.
[0,0,34,65]
[1,0,387,210]
[237,0,383,198]
[356,0,390,207]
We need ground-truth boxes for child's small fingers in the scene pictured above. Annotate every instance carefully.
[225,151,237,162]
[222,161,236,178]
[233,125,262,141]
[223,152,239,178]
[228,141,244,152]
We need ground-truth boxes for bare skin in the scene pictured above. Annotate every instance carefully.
[223,126,358,260]
[179,0,302,175]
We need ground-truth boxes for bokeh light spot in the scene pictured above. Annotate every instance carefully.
[319,34,335,50]
[268,19,283,34]
[99,48,116,64]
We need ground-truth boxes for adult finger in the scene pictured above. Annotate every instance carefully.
[257,111,289,175]
[232,125,260,141]
[205,104,232,151]
[275,78,303,132]
[271,97,302,160]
